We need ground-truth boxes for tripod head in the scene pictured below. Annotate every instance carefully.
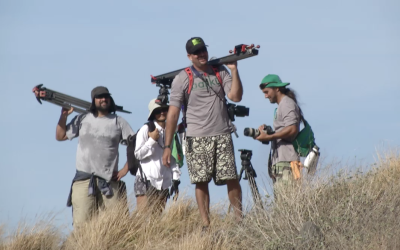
[239,149,252,162]
[238,149,257,180]
[155,82,171,105]
[237,149,264,209]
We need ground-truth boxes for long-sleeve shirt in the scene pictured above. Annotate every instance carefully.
[134,121,181,190]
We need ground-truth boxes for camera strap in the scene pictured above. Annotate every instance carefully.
[191,66,238,136]
[189,66,225,102]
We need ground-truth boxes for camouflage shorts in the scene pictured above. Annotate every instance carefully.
[272,162,293,184]
[134,176,169,200]
[272,161,303,200]
[185,133,238,185]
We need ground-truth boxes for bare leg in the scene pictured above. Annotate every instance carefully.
[226,179,243,223]
[136,195,147,211]
[195,182,210,226]
[151,194,167,216]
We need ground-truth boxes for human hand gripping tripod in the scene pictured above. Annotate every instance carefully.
[238,149,263,209]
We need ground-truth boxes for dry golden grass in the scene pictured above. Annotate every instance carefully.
[1,151,399,250]
[0,219,60,250]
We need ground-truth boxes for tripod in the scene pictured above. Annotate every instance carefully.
[238,149,263,209]
[32,84,131,114]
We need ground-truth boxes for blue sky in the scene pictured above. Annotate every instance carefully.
[1,0,399,231]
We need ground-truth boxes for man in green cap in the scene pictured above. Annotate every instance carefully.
[254,74,303,195]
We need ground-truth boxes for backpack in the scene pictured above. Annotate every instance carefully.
[126,121,156,176]
[292,119,316,157]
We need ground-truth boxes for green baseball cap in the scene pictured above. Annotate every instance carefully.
[259,74,290,89]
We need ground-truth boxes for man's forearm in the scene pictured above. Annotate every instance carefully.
[165,110,179,146]
[229,69,243,102]
[56,115,68,141]
[122,161,128,170]
[270,125,298,141]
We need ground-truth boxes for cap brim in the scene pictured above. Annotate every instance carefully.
[264,82,290,88]
[188,44,208,54]
[148,106,169,120]
[92,92,111,100]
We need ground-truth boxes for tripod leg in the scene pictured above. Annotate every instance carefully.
[247,173,263,209]
[46,88,92,107]
[47,99,87,114]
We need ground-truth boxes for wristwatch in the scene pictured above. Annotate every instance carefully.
[163,145,171,149]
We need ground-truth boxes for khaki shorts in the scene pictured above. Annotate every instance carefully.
[185,133,238,185]
[71,179,126,227]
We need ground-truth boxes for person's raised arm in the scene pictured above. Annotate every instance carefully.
[56,107,74,141]
[225,62,243,102]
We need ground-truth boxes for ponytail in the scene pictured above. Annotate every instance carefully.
[279,87,305,124]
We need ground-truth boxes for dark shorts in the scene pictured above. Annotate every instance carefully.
[134,176,169,200]
[185,133,238,185]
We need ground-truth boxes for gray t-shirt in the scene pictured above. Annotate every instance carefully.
[66,113,134,181]
[271,95,301,165]
[169,65,232,137]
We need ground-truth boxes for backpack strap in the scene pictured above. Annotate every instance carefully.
[210,66,223,87]
[185,66,223,95]
[185,67,194,95]
[182,66,225,129]
[138,121,156,188]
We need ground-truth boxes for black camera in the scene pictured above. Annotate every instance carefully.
[227,103,249,121]
[244,125,275,145]
[155,84,170,105]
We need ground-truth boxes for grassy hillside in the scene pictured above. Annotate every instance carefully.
[1,151,399,250]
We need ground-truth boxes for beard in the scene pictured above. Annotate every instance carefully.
[96,102,110,112]
[193,57,208,68]
[269,96,277,103]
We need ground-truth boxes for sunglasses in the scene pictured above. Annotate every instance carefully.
[153,108,169,114]
[95,94,111,99]
[193,47,208,55]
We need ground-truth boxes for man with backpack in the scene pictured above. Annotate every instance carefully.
[254,74,304,193]
[162,37,244,229]
[134,99,181,213]
[56,86,135,227]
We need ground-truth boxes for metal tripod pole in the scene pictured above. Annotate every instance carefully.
[32,84,132,114]
[151,44,260,86]
[239,158,264,210]
[245,164,263,209]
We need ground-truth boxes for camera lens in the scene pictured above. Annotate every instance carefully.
[244,128,259,137]
[244,128,252,137]
[235,105,250,117]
